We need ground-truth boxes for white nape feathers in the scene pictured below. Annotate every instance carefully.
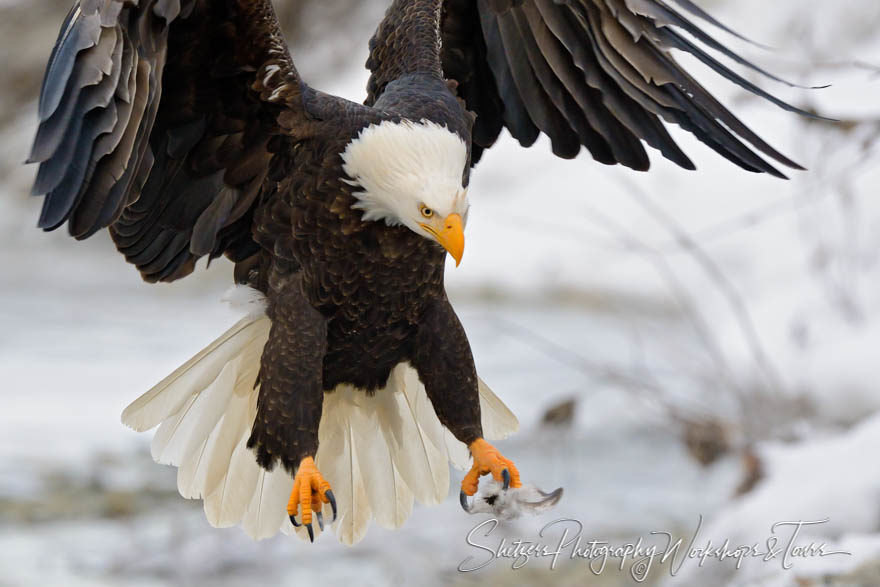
[340,119,469,234]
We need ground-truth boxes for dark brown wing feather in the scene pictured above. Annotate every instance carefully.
[441,0,820,176]
[29,0,309,282]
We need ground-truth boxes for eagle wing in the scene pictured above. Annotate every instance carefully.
[440,0,816,176]
[29,0,319,282]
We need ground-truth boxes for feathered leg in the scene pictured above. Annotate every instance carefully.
[246,274,334,541]
[413,298,522,502]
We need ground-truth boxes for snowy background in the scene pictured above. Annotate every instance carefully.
[1,0,879,586]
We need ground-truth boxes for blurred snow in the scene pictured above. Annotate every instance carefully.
[1,0,879,585]
[665,411,880,587]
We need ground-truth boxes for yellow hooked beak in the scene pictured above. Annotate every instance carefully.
[421,213,465,266]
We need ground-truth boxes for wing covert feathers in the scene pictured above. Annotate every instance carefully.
[30,0,303,282]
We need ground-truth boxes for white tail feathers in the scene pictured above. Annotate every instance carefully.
[122,297,519,545]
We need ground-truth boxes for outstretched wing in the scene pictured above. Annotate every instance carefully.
[29,0,310,282]
[441,0,817,176]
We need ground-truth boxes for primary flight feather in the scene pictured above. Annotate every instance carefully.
[28,0,811,544]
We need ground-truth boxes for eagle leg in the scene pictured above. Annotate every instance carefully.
[287,456,336,542]
[249,273,330,539]
[413,299,523,512]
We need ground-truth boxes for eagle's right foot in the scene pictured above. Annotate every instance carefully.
[287,456,336,542]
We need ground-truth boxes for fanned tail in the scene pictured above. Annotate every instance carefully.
[122,297,519,544]
[121,313,291,540]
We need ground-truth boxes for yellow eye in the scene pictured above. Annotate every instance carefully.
[420,205,434,218]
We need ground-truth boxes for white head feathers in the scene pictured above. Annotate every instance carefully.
[340,119,470,235]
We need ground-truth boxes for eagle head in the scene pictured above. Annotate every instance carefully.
[341,119,470,266]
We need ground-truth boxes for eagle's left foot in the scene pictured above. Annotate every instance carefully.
[287,456,336,542]
[460,438,521,509]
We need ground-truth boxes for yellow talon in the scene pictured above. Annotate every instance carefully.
[461,438,521,496]
[287,456,335,541]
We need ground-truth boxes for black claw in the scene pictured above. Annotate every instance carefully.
[316,511,324,531]
[290,515,300,527]
[460,490,472,512]
[326,490,337,522]
[502,469,511,491]
[306,522,314,543]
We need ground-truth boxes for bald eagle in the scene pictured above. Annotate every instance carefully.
[28,0,812,544]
